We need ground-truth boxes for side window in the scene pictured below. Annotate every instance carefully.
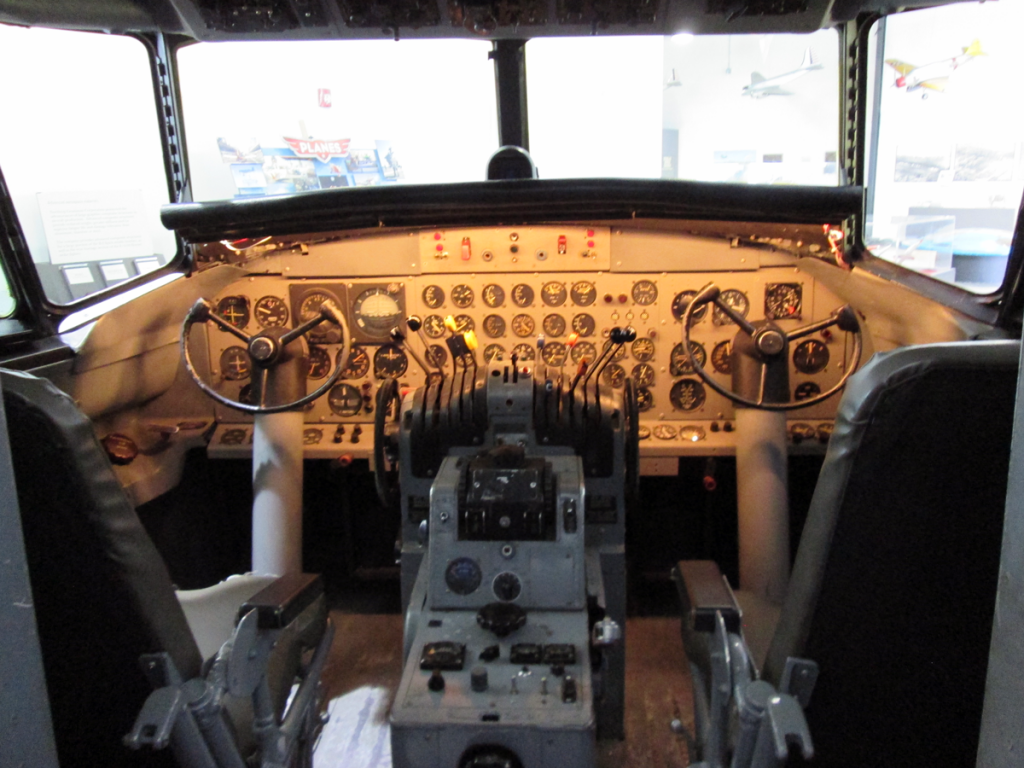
[0,25,177,306]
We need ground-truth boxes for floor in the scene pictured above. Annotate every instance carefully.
[315,612,695,768]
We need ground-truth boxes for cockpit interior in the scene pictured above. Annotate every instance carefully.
[0,1,1022,767]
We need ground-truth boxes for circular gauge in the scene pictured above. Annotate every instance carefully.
[680,426,707,443]
[541,342,567,366]
[492,571,522,602]
[637,425,651,440]
[765,283,802,320]
[451,284,474,308]
[423,314,446,338]
[512,344,536,361]
[670,379,707,411]
[511,314,535,337]
[254,296,288,328]
[299,290,343,343]
[303,428,323,446]
[445,557,482,596]
[512,283,534,307]
[484,343,506,363]
[631,337,655,362]
[216,296,250,329]
[795,381,822,401]
[713,289,750,326]
[653,424,678,440]
[339,346,370,379]
[352,286,402,339]
[328,383,363,416]
[602,339,627,362]
[220,346,250,381]
[672,290,708,323]
[602,363,626,388]
[422,285,445,309]
[571,281,597,306]
[307,346,331,379]
[670,341,707,376]
[483,314,506,338]
[374,345,408,378]
[453,314,475,333]
[632,363,655,387]
[794,340,830,374]
[571,341,597,365]
[541,282,567,307]
[543,314,566,337]
[791,423,817,442]
[427,344,448,368]
[238,384,254,406]
[711,340,733,374]
[632,280,658,306]
[482,284,505,308]
[572,313,596,337]
[636,386,654,412]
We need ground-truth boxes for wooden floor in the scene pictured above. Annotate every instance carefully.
[316,612,694,768]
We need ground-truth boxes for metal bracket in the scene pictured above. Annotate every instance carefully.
[779,657,819,709]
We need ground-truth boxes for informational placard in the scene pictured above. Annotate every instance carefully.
[37,190,154,265]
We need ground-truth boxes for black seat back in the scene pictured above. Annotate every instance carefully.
[764,340,1019,768]
[3,369,203,767]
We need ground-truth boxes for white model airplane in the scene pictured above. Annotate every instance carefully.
[742,47,823,98]
[885,40,984,97]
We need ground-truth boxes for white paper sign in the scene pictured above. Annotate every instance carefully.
[38,190,154,265]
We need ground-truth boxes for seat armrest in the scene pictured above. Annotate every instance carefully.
[674,560,741,634]
[239,573,324,630]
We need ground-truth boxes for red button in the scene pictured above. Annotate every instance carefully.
[586,229,594,237]
[436,244,444,251]
[434,232,442,240]
[618,294,628,304]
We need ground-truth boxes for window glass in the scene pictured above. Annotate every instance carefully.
[865,2,1024,293]
[177,40,499,200]
[526,31,840,185]
[0,26,176,305]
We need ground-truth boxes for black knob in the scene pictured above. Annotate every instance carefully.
[476,602,527,638]
[622,326,638,342]
[609,327,626,344]
[407,315,423,332]
[428,668,445,692]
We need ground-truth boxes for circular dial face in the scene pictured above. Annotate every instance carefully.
[765,283,802,320]
[306,346,331,379]
[670,341,707,376]
[541,281,567,307]
[423,314,446,338]
[353,286,402,339]
[220,346,250,381]
[483,314,506,338]
[680,426,707,443]
[511,343,536,361]
[303,428,323,445]
[445,557,482,596]
[672,291,708,323]
[216,296,250,329]
[511,314,535,337]
[632,279,658,306]
[254,296,288,328]
[427,344,448,368]
[328,383,362,416]
[653,424,678,440]
[512,283,534,307]
[571,341,597,365]
[602,363,626,388]
[711,340,733,374]
[636,386,654,412]
[541,342,567,366]
[542,314,566,337]
[450,284,474,308]
[602,340,627,362]
[339,346,370,379]
[484,344,506,363]
[631,337,655,362]
[713,289,750,326]
[795,381,822,401]
[571,281,597,306]
[452,314,475,333]
[793,340,830,374]
[422,285,445,309]
[671,379,707,411]
[374,344,408,378]
[632,363,656,387]
[572,313,596,337]
[299,290,343,343]
[492,571,522,602]
[482,284,505,308]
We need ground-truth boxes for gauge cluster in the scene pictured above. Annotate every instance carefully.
[203,231,853,461]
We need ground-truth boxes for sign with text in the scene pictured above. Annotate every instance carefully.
[38,190,153,265]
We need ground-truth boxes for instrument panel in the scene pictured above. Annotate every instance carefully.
[203,225,852,462]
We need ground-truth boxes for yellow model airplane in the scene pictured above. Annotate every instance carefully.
[885,39,984,96]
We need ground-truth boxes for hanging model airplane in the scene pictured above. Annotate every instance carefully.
[885,40,984,97]
[742,47,822,98]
